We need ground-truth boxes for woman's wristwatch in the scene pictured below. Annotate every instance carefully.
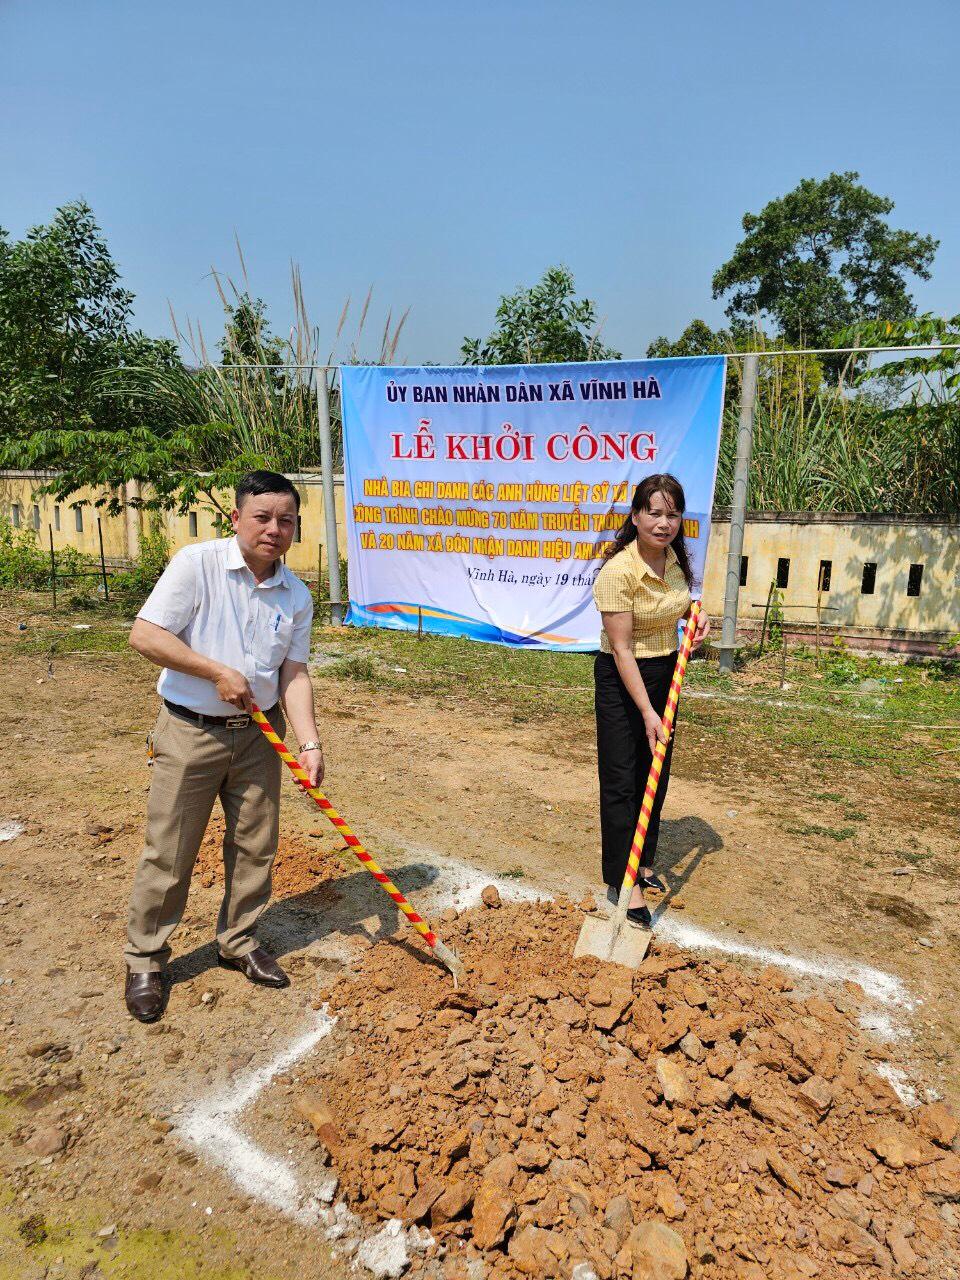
[299,741,323,753]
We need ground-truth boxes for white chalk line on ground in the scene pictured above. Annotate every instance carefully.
[857,1008,910,1043]
[177,1010,337,1225]
[176,850,919,1235]
[654,914,913,1009]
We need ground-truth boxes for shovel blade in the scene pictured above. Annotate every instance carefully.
[573,911,652,969]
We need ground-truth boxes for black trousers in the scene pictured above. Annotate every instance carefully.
[595,650,678,890]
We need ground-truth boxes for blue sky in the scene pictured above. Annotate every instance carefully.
[2,0,957,365]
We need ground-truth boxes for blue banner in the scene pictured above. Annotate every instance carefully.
[340,357,726,649]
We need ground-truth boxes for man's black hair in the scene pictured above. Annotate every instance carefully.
[235,470,301,511]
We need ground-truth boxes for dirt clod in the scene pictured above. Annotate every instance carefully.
[655,1056,691,1105]
[630,1220,688,1278]
[471,1180,516,1250]
[918,1100,960,1148]
[796,1074,834,1119]
[24,1125,68,1157]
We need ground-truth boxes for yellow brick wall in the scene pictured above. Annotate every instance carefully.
[0,474,131,560]
[2,472,957,638]
[0,471,347,573]
[701,515,960,637]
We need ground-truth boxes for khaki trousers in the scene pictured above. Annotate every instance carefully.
[125,703,285,973]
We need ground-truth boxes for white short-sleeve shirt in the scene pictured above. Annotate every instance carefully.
[137,537,314,716]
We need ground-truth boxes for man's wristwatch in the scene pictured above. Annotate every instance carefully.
[299,741,322,753]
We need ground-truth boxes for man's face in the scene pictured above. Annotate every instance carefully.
[231,491,298,561]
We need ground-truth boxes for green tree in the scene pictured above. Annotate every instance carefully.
[4,385,300,521]
[712,172,938,347]
[0,220,411,522]
[646,318,730,359]
[0,202,144,436]
[648,320,823,404]
[462,266,620,365]
[5,346,313,522]
[0,203,192,509]
[218,292,287,379]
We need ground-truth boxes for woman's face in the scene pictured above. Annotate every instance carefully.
[632,490,683,550]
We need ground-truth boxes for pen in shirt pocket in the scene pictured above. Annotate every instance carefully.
[273,613,281,631]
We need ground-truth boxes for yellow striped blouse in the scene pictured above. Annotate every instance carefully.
[593,542,691,658]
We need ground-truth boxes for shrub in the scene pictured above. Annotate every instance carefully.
[109,521,170,614]
[823,637,860,687]
[0,524,49,589]
[0,524,95,592]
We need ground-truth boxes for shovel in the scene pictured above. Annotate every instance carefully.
[250,704,466,987]
[574,601,701,969]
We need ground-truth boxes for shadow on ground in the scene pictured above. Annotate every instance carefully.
[169,812,723,983]
[652,815,724,923]
[169,861,442,986]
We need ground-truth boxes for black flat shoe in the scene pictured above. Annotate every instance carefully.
[626,905,652,928]
[639,873,667,893]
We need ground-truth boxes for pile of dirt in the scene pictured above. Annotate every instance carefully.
[297,896,960,1279]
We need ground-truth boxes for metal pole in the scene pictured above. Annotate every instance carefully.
[48,524,57,609]
[815,566,824,669]
[757,579,775,657]
[212,343,960,369]
[718,352,759,673]
[316,368,343,625]
[97,517,110,603]
[124,479,142,560]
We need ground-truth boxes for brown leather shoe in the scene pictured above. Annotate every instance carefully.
[217,946,290,989]
[125,969,165,1022]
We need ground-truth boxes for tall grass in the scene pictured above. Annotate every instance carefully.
[714,345,959,514]
[98,248,409,499]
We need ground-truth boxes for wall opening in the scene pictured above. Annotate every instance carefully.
[776,557,790,589]
[11,503,21,528]
[861,563,877,595]
[294,515,302,545]
[54,505,61,532]
[74,507,83,533]
[907,563,924,597]
[818,559,832,592]
[188,511,198,538]
[739,555,748,586]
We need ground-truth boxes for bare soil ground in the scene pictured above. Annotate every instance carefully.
[0,604,958,1278]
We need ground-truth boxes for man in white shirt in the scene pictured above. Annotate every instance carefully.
[123,471,324,1023]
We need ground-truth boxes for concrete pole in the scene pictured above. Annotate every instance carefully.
[316,368,344,625]
[124,479,142,560]
[718,352,759,673]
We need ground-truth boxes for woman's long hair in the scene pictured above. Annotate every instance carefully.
[604,473,694,589]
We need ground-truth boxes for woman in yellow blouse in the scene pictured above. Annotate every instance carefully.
[592,474,709,926]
